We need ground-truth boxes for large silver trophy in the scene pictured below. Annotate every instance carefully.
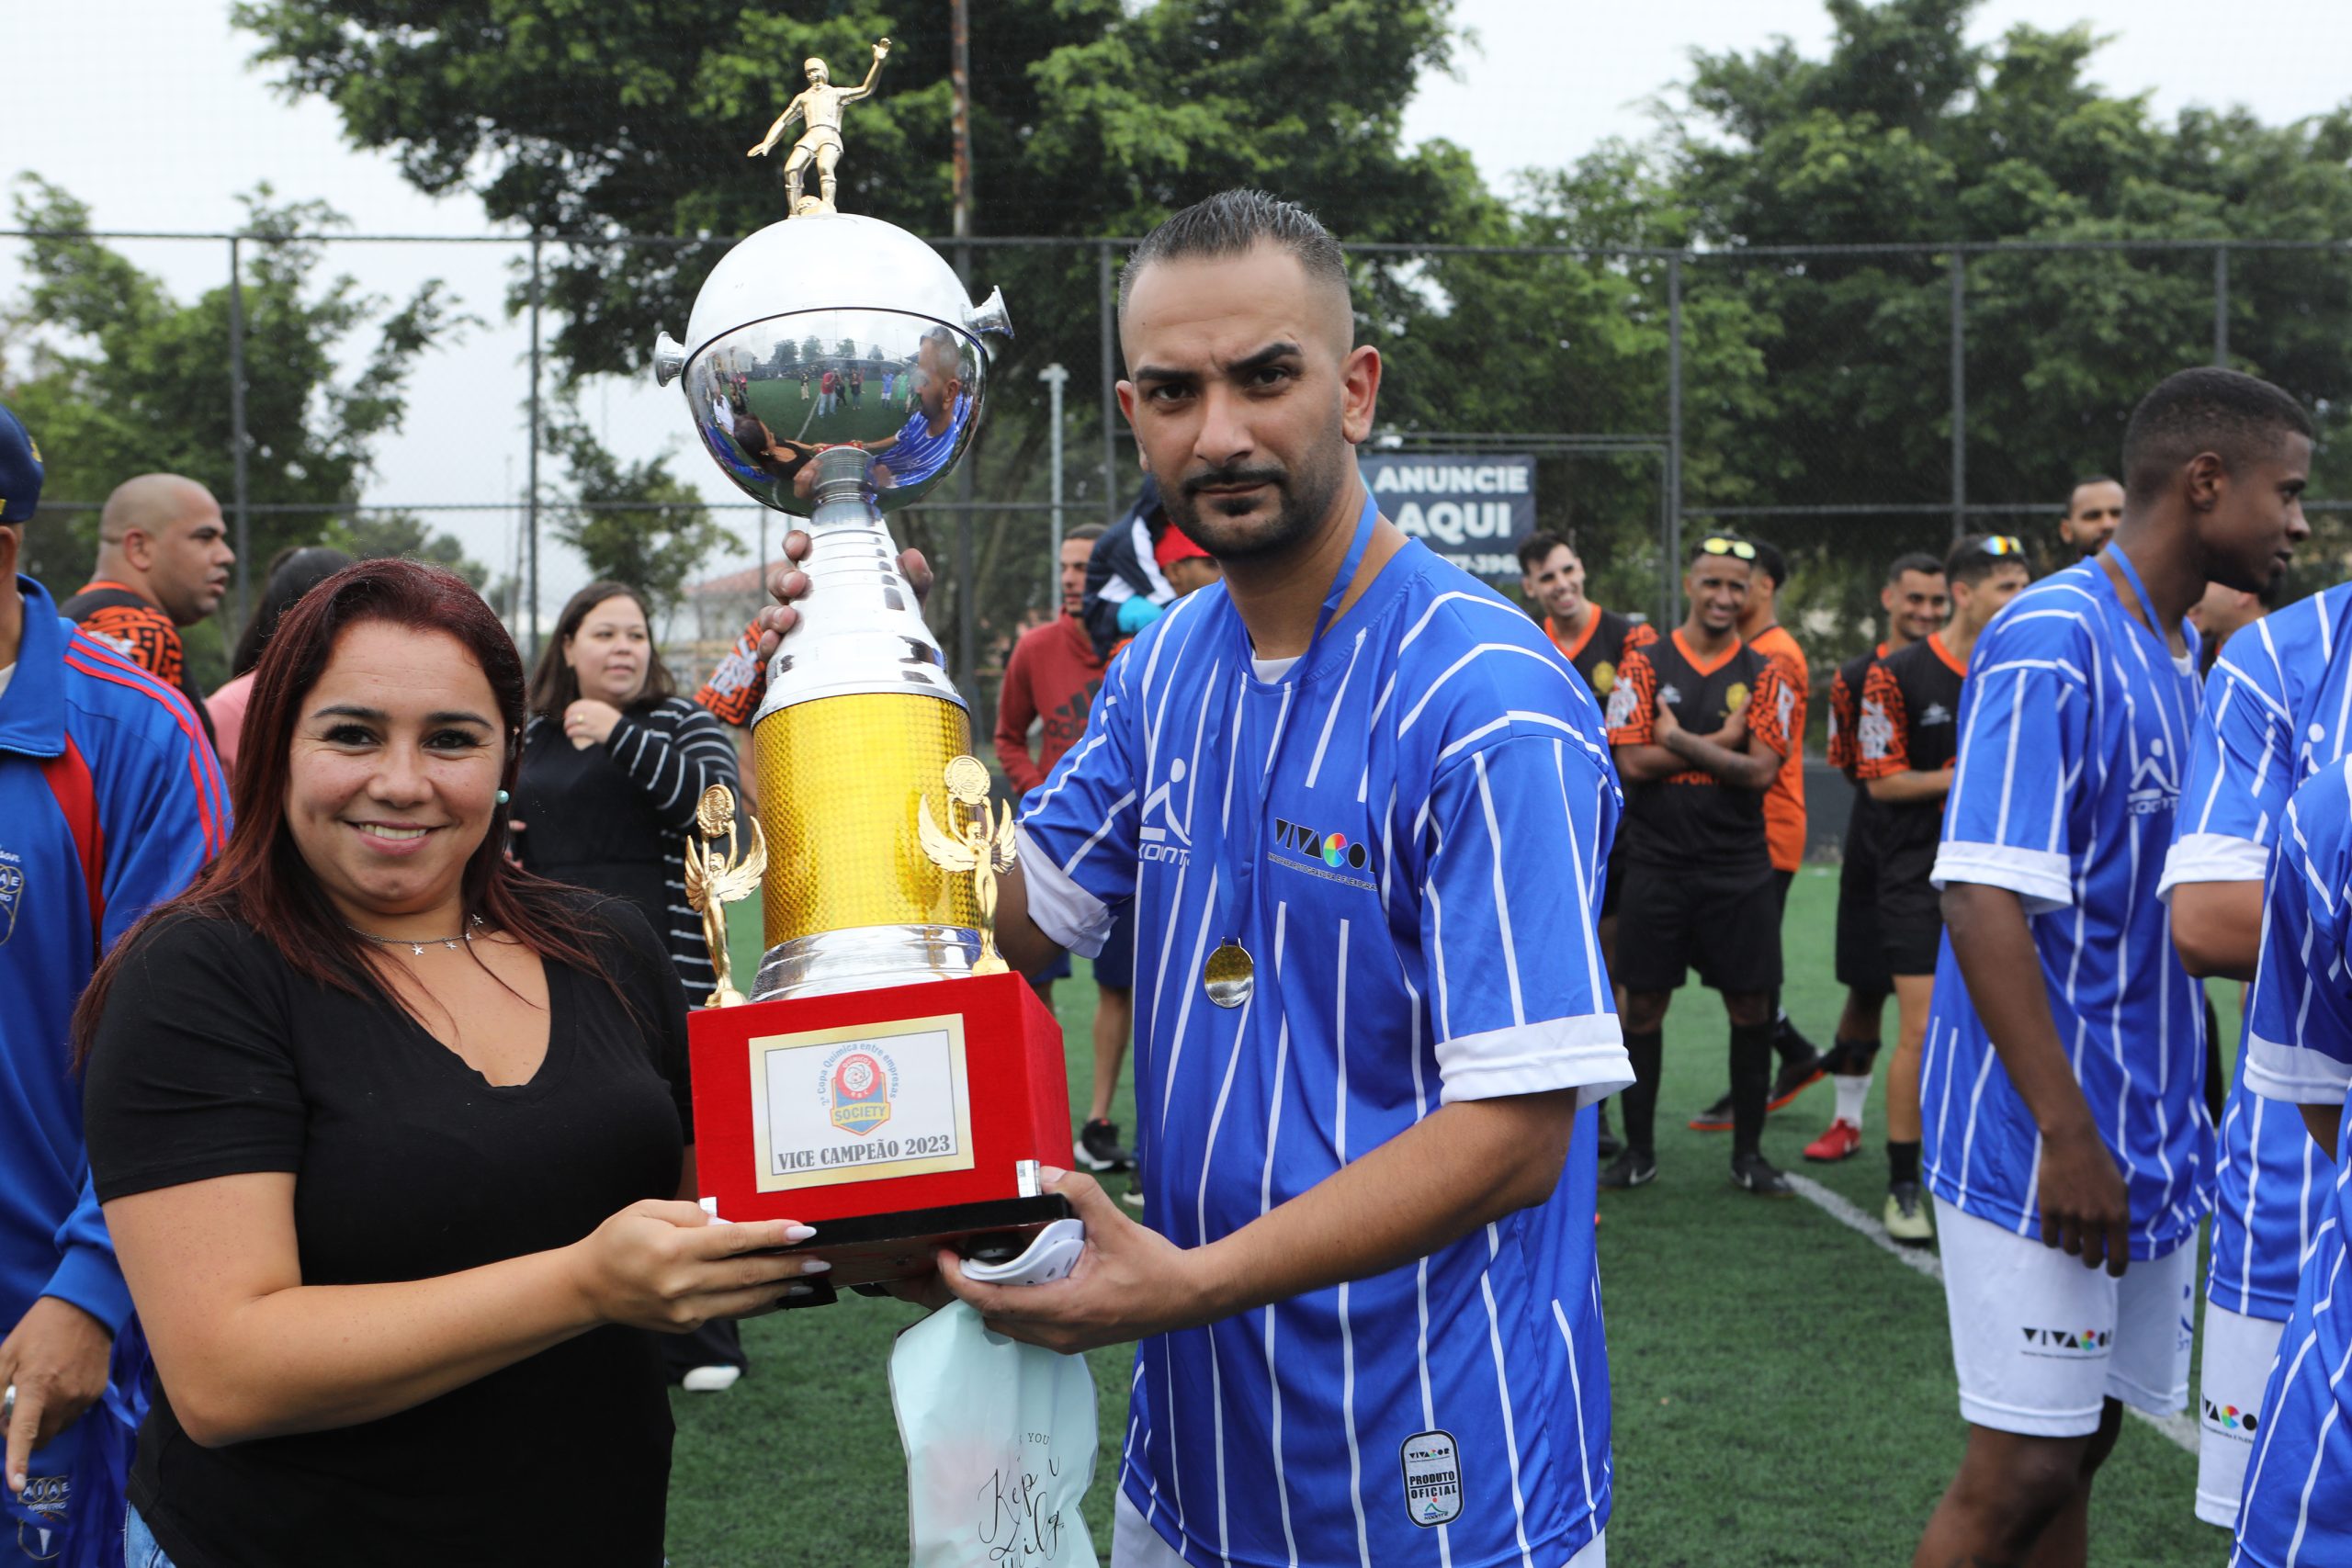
[653,117,1012,1006]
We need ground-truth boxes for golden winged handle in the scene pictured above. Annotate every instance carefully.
[920,756,1020,976]
[684,784,765,1007]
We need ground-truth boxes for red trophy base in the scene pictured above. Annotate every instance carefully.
[688,969,1076,1296]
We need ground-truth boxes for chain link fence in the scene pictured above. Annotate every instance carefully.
[9,228,2352,743]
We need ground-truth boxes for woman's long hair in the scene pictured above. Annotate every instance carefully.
[74,558,629,1063]
[227,545,355,677]
[525,581,675,721]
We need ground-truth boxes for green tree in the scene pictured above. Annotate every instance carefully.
[2,178,482,622]
[543,404,736,631]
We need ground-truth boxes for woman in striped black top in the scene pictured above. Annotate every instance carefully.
[512,580,750,1388]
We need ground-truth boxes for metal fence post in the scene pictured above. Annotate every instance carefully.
[2214,244,2231,367]
[526,236,543,664]
[1950,251,1966,539]
[227,236,251,628]
[1665,253,1683,627]
[1039,363,1069,605]
[1098,242,1119,521]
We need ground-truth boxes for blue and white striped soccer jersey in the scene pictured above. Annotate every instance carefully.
[1921,554,2211,1259]
[2164,587,2352,1321]
[2232,761,2352,1567]
[1018,520,1633,1567]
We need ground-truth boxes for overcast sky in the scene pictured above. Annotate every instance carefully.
[8,1,2350,615]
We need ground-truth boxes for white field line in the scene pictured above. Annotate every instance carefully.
[1783,1172,2202,1456]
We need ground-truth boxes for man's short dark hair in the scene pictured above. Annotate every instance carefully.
[1885,552,1944,586]
[2120,370,2313,505]
[1066,523,1106,544]
[1118,189,1349,314]
[1744,536,1788,590]
[2066,475,2120,508]
[1517,531,1570,577]
[1945,534,2031,589]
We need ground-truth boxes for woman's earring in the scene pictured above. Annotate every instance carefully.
[495,789,511,805]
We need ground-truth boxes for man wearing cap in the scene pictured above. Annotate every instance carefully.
[0,405,229,1560]
[61,475,234,748]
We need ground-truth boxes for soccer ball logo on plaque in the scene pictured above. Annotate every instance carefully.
[654,59,1071,1303]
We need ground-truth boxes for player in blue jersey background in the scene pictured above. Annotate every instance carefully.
[2159,581,2352,1530]
[0,402,229,1564]
[1913,367,2312,1567]
[2232,760,2352,1567]
[807,190,1638,1568]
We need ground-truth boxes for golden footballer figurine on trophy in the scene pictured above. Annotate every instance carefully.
[918,756,1018,976]
[683,784,766,1009]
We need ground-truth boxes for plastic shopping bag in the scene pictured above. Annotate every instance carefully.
[889,1301,1101,1568]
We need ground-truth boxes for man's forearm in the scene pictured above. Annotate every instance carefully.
[2300,1102,2342,1157]
[1942,882,2095,1136]
[2170,880,2262,981]
[1190,1092,1578,1323]
[993,859,1063,976]
[1663,728,1778,789]
[1864,770,1951,806]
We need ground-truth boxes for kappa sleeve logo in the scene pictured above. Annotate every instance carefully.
[1858,696,1894,761]
[1603,678,1639,732]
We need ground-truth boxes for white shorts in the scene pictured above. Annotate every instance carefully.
[1934,1197,2194,1438]
[2195,1301,2287,1529]
[1110,1492,1606,1568]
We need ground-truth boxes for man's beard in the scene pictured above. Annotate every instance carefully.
[1164,443,1351,565]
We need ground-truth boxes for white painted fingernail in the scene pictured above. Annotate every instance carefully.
[782,1224,817,1244]
[800,1258,831,1274]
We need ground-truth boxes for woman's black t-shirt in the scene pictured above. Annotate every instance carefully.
[82,896,694,1568]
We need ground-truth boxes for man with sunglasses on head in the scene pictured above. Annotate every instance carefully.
[1604,534,1799,1195]
[1913,369,2310,1566]
[1804,552,1947,1167]
[1850,536,2030,1245]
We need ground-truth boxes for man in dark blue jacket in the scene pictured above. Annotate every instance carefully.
[0,404,228,1562]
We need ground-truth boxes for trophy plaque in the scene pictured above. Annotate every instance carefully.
[657,74,1070,1295]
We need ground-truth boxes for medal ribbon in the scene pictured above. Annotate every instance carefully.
[1204,488,1382,998]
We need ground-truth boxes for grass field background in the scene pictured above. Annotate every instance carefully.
[667,870,2233,1566]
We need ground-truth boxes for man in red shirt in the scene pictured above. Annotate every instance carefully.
[993,525,1139,1175]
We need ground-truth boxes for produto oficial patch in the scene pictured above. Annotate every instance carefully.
[1399,1429,1463,1528]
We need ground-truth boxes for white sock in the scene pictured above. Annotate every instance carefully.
[1833,1073,1871,1129]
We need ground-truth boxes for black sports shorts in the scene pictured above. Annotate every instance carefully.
[1836,816,1893,995]
[1877,852,1943,977]
[1601,837,1628,921]
[1615,859,1782,996]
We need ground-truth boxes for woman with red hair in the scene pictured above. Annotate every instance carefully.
[74,559,820,1568]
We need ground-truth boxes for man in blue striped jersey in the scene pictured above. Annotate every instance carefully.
[911,189,1630,1568]
[2231,760,2352,1567]
[2159,580,2349,1531]
[1913,367,2312,1567]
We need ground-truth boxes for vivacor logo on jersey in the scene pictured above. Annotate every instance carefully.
[1136,758,1193,866]
[1399,1430,1464,1528]
[2020,1326,2112,1356]
[1272,817,1376,890]
[2201,1397,2260,1437]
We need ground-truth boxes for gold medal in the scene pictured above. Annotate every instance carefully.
[1203,941,1255,1009]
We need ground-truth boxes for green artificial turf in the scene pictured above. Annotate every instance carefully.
[665,872,2227,1565]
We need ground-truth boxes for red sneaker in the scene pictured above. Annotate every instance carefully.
[1803,1118,1862,1163]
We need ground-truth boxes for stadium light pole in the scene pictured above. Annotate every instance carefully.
[227,236,252,629]
[1949,252,1966,540]
[527,235,543,662]
[1039,362,1069,604]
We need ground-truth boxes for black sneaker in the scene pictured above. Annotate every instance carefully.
[1688,1092,1735,1133]
[1730,1151,1794,1197]
[1766,1048,1826,1111]
[1079,1118,1134,1173]
[1598,1148,1657,1190]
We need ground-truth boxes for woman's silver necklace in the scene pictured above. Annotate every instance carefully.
[347,913,484,957]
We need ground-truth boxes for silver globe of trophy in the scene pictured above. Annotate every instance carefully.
[654,58,1013,1008]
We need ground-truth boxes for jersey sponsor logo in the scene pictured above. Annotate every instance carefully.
[0,846,20,945]
[1399,1429,1463,1528]
[2128,746,2179,818]
[2019,1325,2111,1356]
[828,1048,894,1135]
[2201,1396,2260,1438]
[1137,758,1193,866]
[1724,681,1750,713]
[17,1472,66,1524]
[1858,698,1894,761]
[1920,702,1952,727]
[1271,818,1376,890]
[1588,660,1617,695]
[1603,680,1639,731]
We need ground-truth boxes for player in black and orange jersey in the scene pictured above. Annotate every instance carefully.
[1803,552,1948,1165]
[1852,533,2030,1242]
[1520,531,1656,1159]
[1603,536,1798,1195]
